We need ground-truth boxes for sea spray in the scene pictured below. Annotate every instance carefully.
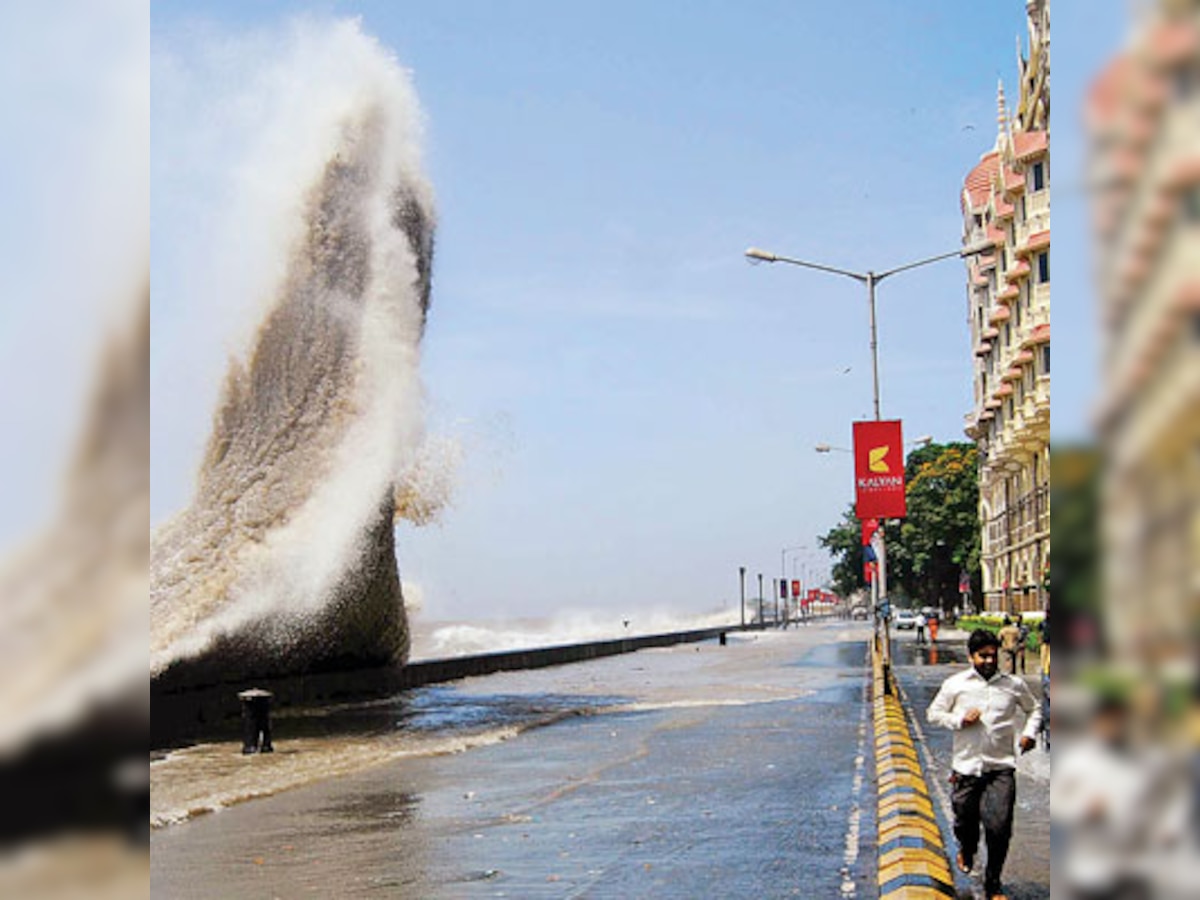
[151,20,437,685]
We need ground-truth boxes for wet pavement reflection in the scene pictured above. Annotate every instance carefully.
[151,626,882,898]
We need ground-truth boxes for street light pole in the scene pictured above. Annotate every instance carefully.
[746,243,988,675]
[739,566,747,628]
[757,572,764,628]
[781,544,806,626]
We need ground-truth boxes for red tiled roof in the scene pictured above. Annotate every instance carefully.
[974,342,993,357]
[1086,56,1132,131]
[1015,350,1035,365]
[1167,155,1200,189]
[1019,230,1050,255]
[1146,193,1176,227]
[1001,366,1023,383]
[1111,146,1145,181]
[982,327,1000,340]
[989,306,1012,324]
[1013,130,1048,160]
[1024,324,1050,346]
[1147,20,1198,67]
[1007,260,1031,280]
[963,151,1000,211]
[1175,280,1200,311]
[986,224,1006,246]
[994,196,1015,219]
[1133,69,1169,110]
[994,383,1014,398]
[997,285,1020,303]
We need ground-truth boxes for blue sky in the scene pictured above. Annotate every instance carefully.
[150,2,1075,623]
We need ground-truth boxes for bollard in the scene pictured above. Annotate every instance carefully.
[719,632,727,646]
[237,689,274,754]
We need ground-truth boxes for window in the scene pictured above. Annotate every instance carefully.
[1000,247,1007,270]
[1175,65,1193,100]
[1020,196,1027,221]
[1042,345,1050,374]
[1015,298,1022,327]
[1037,251,1050,284]
[1003,323,1011,347]
[1031,162,1045,192]
[1184,185,1200,223]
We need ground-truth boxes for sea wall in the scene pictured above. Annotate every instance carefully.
[152,625,741,748]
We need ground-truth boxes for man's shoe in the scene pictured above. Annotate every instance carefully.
[955,852,973,874]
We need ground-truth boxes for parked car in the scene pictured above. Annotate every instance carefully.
[850,606,869,621]
[893,609,919,630]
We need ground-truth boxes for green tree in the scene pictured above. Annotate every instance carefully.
[819,442,981,612]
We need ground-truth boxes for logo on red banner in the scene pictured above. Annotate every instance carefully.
[852,420,907,520]
[791,580,800,598]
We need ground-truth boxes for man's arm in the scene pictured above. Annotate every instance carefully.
[1016,678,1043,751]
[927,677,963,730]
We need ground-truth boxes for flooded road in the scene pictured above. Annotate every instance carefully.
[152,624,878,898]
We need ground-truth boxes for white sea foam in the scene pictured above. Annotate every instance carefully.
[150,18,444,677]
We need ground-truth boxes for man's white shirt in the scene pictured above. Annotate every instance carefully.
[927,667,1042,776]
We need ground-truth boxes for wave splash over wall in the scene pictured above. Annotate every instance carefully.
[151,20,435,687]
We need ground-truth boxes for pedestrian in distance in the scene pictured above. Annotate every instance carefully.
[1038,611,1050,676]
[915,611,927,645]
[928,612,939,643]
[1015,615,1029,674]
[997,615,1022,675]
[927,628,1042,900]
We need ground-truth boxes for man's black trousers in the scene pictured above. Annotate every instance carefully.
[951,767,1016,896]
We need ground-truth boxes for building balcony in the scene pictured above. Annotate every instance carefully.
[1026,189,1050,220]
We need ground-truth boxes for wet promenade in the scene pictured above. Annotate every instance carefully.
[151,623,1049,898]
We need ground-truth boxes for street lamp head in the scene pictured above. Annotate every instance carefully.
[959,241,994,259]
[912,435,933,448]
[814,443,832,453]
[744,247,778,264]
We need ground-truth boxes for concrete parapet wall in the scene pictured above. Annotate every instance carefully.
[152,625,739,749]
[872,642,955,898]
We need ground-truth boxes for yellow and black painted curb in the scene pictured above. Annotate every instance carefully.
[872,642,954,898]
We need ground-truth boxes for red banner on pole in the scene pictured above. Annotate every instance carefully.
[791,580,800,598]
[852,420,907,519]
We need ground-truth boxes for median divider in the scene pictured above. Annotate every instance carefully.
[872,638,954,898]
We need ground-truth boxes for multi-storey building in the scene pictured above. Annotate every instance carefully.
[961,0,1050,614]
[1088,1,1200,662]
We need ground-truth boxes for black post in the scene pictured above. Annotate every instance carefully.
[757,573,764,628]
[238,689,274,754]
